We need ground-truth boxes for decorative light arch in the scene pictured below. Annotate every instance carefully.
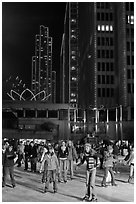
[7,88,51,101]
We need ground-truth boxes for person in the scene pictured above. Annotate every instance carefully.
[124,145,134,183]
[67,140,78,180]
[29,141,37,172]
[40,144,48,182]
[24,140,30,171]
[101,145,117,187]
[58,141,68,183]
[16,141,25,167]
[76,143,98,202]
[43,145,59,193]
[2,144,16,188]
[113,141,120,173]
[75,141,83,162]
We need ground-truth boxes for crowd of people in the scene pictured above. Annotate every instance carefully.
[2,136,134,202]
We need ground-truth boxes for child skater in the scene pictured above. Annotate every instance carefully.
[76,143,99,202]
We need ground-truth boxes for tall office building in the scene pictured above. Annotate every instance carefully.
[60,3,79,107]
[52,71,56,103]
[60,2,134,118]
[32,25,55,102]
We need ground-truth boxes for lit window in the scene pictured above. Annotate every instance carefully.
[71,29,75,32]
[106,25,109,31]
[70,99,77,102]
[72,77,77,81]
[71,66,76,70]
[130,15,134,24]
[97,25,101,31]
[71,93,76,97]
[110,25,113,31]
[71,19,76,23]
[71,35,76,38]
[72,56,76,60]
[101,25,105,31]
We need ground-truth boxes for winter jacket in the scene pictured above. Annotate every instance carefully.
[43,153,59,171]
[103,151,115,167]
[67,146,78,160]
[3,149,16,167]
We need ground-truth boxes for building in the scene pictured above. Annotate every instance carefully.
[60,3,79,107]
[60,2,134,121]
[31,25,56,102]
[52,71,56,103]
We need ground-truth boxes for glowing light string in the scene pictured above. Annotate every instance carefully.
[7,88,51,101]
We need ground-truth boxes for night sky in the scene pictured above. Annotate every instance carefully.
[2,2,66,102]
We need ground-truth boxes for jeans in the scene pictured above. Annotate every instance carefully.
[102,166,116,185]
[24,155,29,170]
[45,170,57,191]
[59,159,67,181]
[30,157,37,172]
[3,166,15,186]
[86,168,97,198]
[67,160,74,179]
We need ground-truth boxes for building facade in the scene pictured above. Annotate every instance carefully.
[32,25,56,102]
[60,3,79,107]
[60,2,134,120]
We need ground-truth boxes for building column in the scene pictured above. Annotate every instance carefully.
[35,109,38,118]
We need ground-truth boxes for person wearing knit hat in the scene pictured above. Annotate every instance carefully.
[76,142,98,202]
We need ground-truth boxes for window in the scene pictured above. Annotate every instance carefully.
[97,13,100,21]
[106,50,109,58]
[106,13,109,21]
[127,56,130,65]
[126,28,129,37]
[106,75,109,84]
[106,25,109,31]
[110,38,113,46]
[130,2,134,11]
[127,69,131,79]
[111,75,114,84]
[102,75,105,84]
[110,63,114,71]
[132,69,134,79]
[111,88,114,97]
[102,37,105,46]
[131,42,134,51]
[107,88,110,97]
[128,83,131,93]
[132,55,134,65]
[48,110,58,118]
[106,38,110,46]
[110,25,113,31]
[126,2,129,11]
[25,110,35,118]
[98,75,101,84]
[106,63,110,71]
[101,25,105,31]
[97,37,101,46]
[102,88,105,97]
[98,88,101,97]
[97,2,100,9]
[102,62,105,71]
[110,50,113,58]
[97,62,101,71]
[101,13,104,21]
[72,77,77,81]
[97,50,101,58]
[110,13,113,21]
[131,28,134,37]
[127,42,130,51]
[102,50,105,58]
[97,25,101,31]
